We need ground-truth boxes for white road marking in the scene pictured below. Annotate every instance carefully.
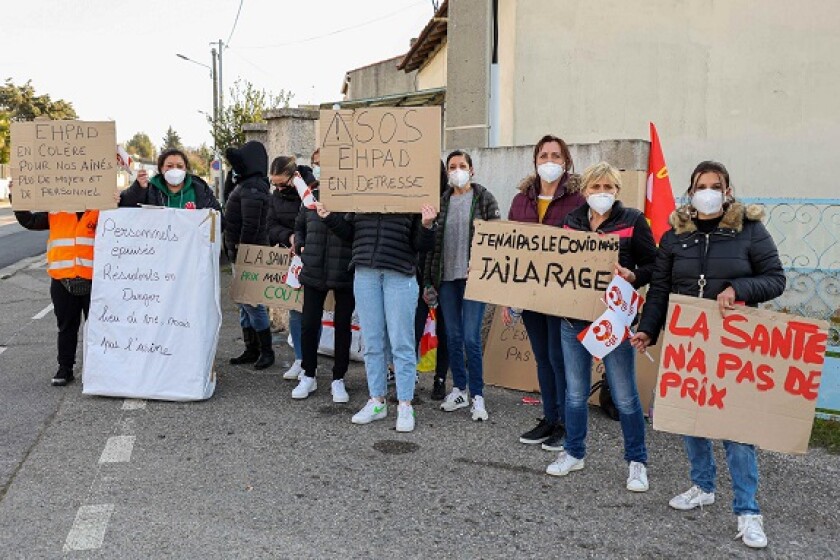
[98,436,135,463]
[27,258,47,269]
[121,399,147,410]
[32,303,54,320]
[63,504,115,552]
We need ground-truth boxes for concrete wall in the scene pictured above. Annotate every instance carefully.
[456,139,649,216]
[444,0,491,149]
[344,57,417,101]
[492,0,840,198]
[243,108,319,164]
[417,41,448,91]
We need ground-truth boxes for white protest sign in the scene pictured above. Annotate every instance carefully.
[83,208,222,401]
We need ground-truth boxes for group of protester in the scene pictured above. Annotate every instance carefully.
[13,131,786,550]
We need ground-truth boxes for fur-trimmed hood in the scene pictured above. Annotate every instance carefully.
[517,173,581,196]
[669,201,766,235]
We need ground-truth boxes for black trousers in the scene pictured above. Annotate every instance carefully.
[301,285,355,380]
[415,295,449,379]
[50,279,90,369]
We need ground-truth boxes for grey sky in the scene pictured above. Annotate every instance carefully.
[3,0,432,149]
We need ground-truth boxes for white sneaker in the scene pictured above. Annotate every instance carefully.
[331,379,349,403]
[546,451,585,477]
[736,514,768,549]
[471,396,489,421]
[626,461,649,492]
[351,399,387,425]
[283,359,303,380]
[669,485,715,510]
[440,388,469,412]
[396,403,415,432]
[291,376,317,399]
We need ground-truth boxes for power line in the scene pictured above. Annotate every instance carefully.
[236,0,426,49]
[227,0,245,46]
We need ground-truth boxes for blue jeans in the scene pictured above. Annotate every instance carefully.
[561,319,647,464]
[684,437,760,515]
[290,310,303,360]
[438,279,485,396]
[238,304,270,331]
[354,267,419,402]
[521,311,565,424]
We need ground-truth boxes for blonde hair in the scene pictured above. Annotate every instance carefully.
[580,162,621,194]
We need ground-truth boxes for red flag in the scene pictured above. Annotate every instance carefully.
[646,123,676,244]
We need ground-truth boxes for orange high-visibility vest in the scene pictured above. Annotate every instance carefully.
[46,211,99,280]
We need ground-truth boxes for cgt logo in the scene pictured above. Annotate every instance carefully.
[592,318,618,346]
[656,166,669,180]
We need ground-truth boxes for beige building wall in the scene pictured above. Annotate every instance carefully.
[494,0,840,198]
[417,41,448,91]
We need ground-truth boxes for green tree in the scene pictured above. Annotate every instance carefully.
[125,132,156,160]
[185,143,213,178]
[161,126,184,152]
[0,79,78,164]
[210,79,293,151]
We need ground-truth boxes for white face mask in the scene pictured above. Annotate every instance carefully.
[587,193,615,215]
[537,162,564,183]
[312,165,320,181]
[164,168,186,186]
[448,168,470,188]
[692,189,724,215]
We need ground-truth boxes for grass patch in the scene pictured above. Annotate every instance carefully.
[810,418,840,454]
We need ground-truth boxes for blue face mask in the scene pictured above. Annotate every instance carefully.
[312,165,320,181]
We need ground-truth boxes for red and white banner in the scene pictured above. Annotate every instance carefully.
[293,176,317,209]
[604,275,644,325]
[579,308,632,359]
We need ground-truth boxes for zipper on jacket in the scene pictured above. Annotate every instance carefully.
[698,233,710,298]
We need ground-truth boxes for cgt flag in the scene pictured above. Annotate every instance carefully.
[646,123,676,244]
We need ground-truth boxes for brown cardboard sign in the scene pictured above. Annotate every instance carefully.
[318,107,441,212]
[465,220,619,322]
[11,120,118,211]
[230,244,303,311]
[652,295,828,454]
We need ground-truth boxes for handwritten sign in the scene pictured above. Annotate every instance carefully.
[230,244,303,311]
[83,208,221,401]
[653,295,829,454]
[10,120,118,211]
[465,220,619,322]
[318,107,441,212]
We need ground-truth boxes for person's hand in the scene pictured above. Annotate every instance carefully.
[315,201,330,219]
[137,169,149,188]
[717,286,737,317]
[422,286,438,307]
[630,331,652,352]
[112,188,120,204]
[288,234,296,250]
[502,307,513,326]
[614,263,636,284]
[421,204,437,228]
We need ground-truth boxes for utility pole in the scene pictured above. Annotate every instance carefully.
[211,47,219,148]
[212,39,226,199]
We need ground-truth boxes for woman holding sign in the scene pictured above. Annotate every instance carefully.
[507,135,584,451]
[120,149,222,212]
[547,162,656,493]
[631,161,785,549]
[424,150,500,420]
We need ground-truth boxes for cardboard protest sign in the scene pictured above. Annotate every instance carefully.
[83,208,222,401]
[230,244,303,311]
[653,295,829,454]
[11,120,118,211]
[465,220,619,322]
[318,107,441,212]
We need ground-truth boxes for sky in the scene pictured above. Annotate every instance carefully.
[2,0,435,149]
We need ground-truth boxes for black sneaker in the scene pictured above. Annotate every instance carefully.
[519,418,554,444]
[52,367,75,387]
[541,424,566,451]
[431,377,446,401]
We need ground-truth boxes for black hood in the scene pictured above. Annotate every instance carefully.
[225,141,268,180]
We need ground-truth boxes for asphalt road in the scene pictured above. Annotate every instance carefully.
[0,206,49,270]
[0,265,838,559]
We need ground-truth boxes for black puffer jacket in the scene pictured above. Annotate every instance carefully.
[224,141,270,257]
[324,213,435,276]
[120,174,222,213]
[294,194,354,291]
[638,202,786,344]
[267,186,301,248]
[563,200,657,289]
